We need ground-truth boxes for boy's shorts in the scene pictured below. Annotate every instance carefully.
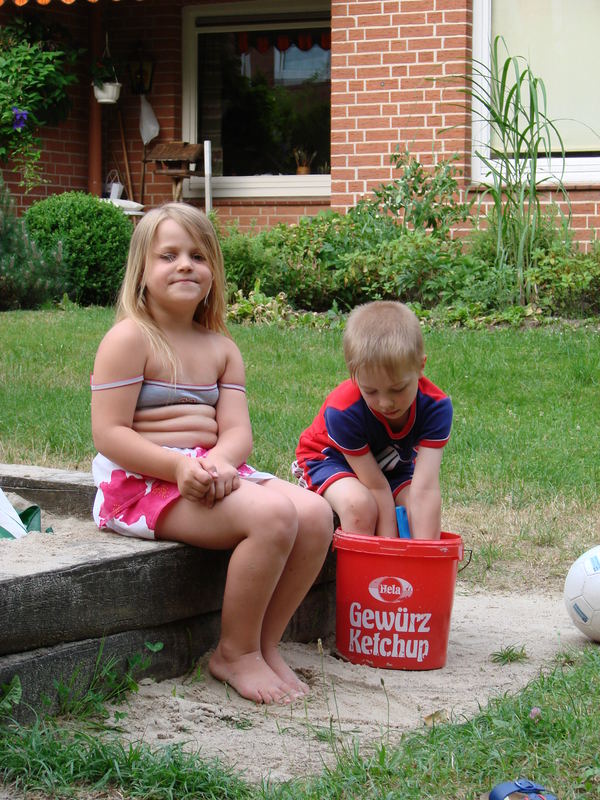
[292,455,412,497]
[93,447,274,540]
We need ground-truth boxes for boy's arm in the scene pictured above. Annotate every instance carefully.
[408,446,444,539]
[344,451,399,538]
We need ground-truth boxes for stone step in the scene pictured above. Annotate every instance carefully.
[0,465,336,720]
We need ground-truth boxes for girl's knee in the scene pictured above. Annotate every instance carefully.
[251,492,298,550]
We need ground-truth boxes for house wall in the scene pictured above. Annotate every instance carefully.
[330,0,471,208]
[329,0,600,246]
[0,0,330,230]
[1,0,599,242]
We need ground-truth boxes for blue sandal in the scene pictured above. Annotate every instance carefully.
[489,778,557,800]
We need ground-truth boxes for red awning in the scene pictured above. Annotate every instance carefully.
[0,0,144,5]
[237,29,331,55]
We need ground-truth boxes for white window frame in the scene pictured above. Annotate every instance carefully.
[181,0,331,200]
[472,0,600,185]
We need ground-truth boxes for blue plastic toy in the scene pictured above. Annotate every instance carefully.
[395,505,411,538]
[489,778,557,800]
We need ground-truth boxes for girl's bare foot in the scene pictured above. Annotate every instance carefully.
[209,645,296,704]
[263,645,310,696]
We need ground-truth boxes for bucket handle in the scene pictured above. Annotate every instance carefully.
[458,548,473,572]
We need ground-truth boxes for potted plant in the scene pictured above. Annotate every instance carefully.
[91,52,121,104]
[293,147,317,175]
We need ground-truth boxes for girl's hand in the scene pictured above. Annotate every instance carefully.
[200,455,240,502]
[174,456,215,504]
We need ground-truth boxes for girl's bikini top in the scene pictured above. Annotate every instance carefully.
[90,375,245,408]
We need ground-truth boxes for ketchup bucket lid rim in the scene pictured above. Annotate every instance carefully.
[332,529,463,558]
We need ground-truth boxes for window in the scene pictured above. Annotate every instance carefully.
[472,0,600,184]
[182,1,331,199]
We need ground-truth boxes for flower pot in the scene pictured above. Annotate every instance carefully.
[93,82,121,104]
[296,165,311,175]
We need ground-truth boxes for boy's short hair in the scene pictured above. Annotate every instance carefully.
[343,301,424,379]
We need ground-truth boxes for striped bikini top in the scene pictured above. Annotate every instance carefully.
[90,375,245,408]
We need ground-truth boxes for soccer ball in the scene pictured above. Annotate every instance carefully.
[563,545,600,642]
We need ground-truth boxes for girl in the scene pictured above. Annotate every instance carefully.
[91,202,333,705]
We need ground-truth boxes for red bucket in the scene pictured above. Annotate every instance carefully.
[332,530,463,670]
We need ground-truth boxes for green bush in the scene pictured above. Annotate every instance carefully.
[335,229,507,310]
[24,192,132,306]
[527,245,600,316]
[370,148,473,238]
[218,206,402,310]
[217,219,280,298]
[0,178,66,310]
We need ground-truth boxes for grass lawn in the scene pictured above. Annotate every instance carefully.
[1,307,598,591]
[1,307,599,799]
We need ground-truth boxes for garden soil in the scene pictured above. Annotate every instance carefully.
[1,506,591,787]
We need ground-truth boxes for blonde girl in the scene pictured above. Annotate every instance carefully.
[91,203,332,704]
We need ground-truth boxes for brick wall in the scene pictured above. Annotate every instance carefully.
[330,0,472,211]
[2,0,600,243]
[330,0,600,246]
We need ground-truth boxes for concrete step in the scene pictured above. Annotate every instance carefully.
[0,465,336,720]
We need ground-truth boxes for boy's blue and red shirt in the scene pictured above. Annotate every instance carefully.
[296,376,452,474]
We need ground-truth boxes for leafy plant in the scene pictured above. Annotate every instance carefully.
[54,640,160,720]
[457,35,571,303]
[90,52,120,88]
[370,148,473,238]
[526,245,600,316]
[293,146,317,168]
[0,177,67,309]
[0,675,22,718]
[24,192,133,306]
[0,14,80,189]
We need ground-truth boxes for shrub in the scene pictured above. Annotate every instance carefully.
[216,219,280,298]
[370,148,473,239]
[527,246,600,316]
[0,178,66,310]
[218,206,402,310]
[24,192,132,306]
[335,229,506,310]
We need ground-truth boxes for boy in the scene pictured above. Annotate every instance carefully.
[295,301,452,539]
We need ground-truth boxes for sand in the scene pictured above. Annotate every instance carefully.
[101,588,586,784]
[0,496,591,786]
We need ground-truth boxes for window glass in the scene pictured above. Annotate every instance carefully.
[492,0,600,154]
[197,27,330,177]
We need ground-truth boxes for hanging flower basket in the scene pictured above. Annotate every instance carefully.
[93,82,122,104]
[91,35,121,104]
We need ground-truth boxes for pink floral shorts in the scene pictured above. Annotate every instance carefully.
[92,447,274,540]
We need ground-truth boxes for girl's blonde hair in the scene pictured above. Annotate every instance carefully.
[343,301,424,380]
[116,203,228,378]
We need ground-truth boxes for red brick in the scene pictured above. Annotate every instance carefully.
[391,11,428,25]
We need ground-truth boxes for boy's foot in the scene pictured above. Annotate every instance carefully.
[209,645,298,705]
[263,645,310,696]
